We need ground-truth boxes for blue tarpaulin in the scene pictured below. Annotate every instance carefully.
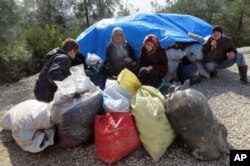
[76,13,212,60]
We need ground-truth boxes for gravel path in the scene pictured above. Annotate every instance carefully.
[0,47,250,166]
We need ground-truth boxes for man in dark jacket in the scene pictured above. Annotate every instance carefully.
[202,26,248,84]
[34,38,79,102]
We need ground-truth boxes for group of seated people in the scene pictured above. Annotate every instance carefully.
[106,27,167,88]
[34,26,248,103]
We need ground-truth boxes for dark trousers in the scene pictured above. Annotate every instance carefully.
[139,68,162,88]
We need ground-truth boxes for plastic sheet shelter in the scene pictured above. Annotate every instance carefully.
[76,13,212,60]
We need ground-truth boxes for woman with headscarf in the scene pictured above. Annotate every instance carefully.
[138,34,168,88]
[105,27,137,77]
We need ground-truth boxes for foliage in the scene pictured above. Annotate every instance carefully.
[216,0,250,46]
[0,42,32,83]
[0,0,30,83]
[167,0,250,46]
[34,0,75,28]
[168,0,224,23]
[26,24,66,74]
[74,0,122,28]
[117,0,138,16]
[0,0,19,44]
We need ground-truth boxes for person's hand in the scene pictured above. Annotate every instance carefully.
[211,40,217,49]
[227,52,235,60]
[146,66,153,73]
[124,57,132,63]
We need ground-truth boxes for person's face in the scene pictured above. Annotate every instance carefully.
[113,33,123,44]
[212,31,222,40]
[68,49,78,59]
[145,42,153,52]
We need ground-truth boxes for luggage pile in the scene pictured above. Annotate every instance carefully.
[0,67,229,164]
[165,42,210,85]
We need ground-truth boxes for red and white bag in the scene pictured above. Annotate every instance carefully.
[95,112,141,164]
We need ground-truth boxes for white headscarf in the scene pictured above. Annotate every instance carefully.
[111,27,128,58]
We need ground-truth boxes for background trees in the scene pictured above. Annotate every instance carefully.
[165,0,250,46]
[0,0,250,84]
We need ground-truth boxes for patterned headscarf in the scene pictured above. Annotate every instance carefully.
[143,34,159,53]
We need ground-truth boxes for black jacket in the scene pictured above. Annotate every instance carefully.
[34,48,72,102]
[105,42,137,77]
[71,52,87,69]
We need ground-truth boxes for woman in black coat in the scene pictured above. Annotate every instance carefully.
[105,27,138,77]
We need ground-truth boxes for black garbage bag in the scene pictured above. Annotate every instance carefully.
[86,63,107,90]
[166,86,229,160]
[50,89,103,147]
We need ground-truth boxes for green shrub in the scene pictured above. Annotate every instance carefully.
[26,24,65,74]
[0,42,32,83]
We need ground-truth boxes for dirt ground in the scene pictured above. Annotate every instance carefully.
[0,47,250,166]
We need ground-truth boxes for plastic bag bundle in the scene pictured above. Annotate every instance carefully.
[50,88,103,147]
[131,86,176,162]
[86,64,107,90]
[70,64,86,77]
[103,84,132,112]
[117,68,141,96]
[166,87,229,160]
[85,53,107,90]
[196,61,210,78]
[0,100,54,153]
[166,48,186,61]
[165,49,184,81]
[50,67,103,147]
[86,53,103,65]
[184,43,204,61]
[105,79,118,89]
[184,44,210,78]
[177,61,201,86]
[166,43,209,79]
[95,112,141,164]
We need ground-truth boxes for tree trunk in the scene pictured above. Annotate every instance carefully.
[208,0,215,23]
[237,0,246,33]
[84,0,89,27]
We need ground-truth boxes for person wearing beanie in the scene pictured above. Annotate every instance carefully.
[138,34,168,88]
[34,38,79,102]
[202,25,248,84]
[212,26,223,34]
[105,27,138,77]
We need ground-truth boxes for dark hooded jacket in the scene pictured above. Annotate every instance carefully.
[34,48,73,102]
